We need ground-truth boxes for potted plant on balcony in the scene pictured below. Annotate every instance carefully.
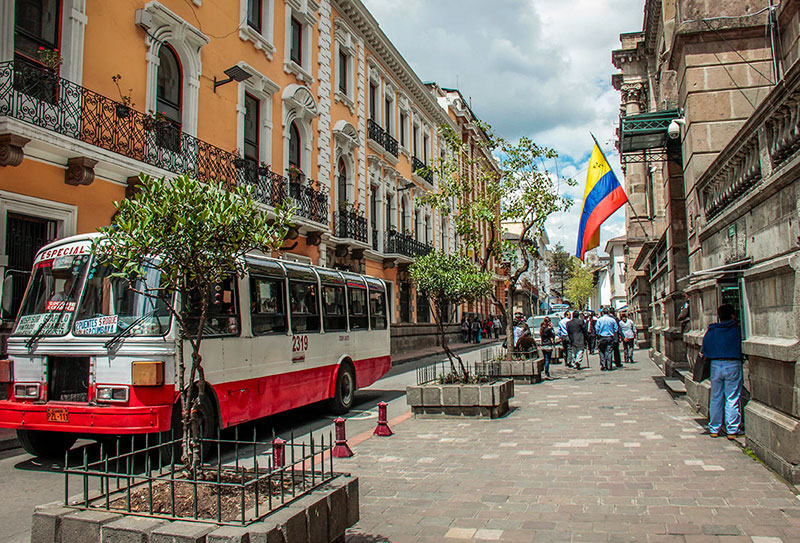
[338,200,351,212]
[111,74,135,118]
[257,161,270,176]
[37,47,63,70]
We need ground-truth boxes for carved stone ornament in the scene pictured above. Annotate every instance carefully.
[382,258,396,270]
[351,248,365,261]
[0,134,31,167]
[621,82,646,108]
[65,157,99,186]
[126,176,143,199]
[306,230,323,246]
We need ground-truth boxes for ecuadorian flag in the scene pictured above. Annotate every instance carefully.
[575,141,628,260]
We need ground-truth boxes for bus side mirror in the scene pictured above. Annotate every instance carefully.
[2,273,13,316]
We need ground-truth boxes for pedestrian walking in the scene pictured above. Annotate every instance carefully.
[539,317,555,379]
[492,315,501,339]
[471,316,480,343]
[512,320,524,349]
[566,310,587,370]
[595,307,618,371]
[475,315,483,343]
[609,307,622,367]
[587,313,597,354]
[702,304,744,439]
[461,316,470,343]
[558,311,572,366]
[484,317,493,341]
[619,311,636,364]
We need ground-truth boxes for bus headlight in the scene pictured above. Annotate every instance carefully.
[96,386,129,403]
[14,383,40,399]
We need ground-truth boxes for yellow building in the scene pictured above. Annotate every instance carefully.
[0,0,502,350]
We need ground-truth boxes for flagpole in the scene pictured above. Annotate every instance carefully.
[590,133,651,241]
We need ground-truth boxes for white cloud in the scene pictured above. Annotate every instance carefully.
[361,0,643,255]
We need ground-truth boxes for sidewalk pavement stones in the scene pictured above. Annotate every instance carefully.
[340,352,800,542]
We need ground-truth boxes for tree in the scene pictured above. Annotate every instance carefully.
[410,250,493,380]
[548,243,572,301]
[93,174,293,470]
[565,258,595,310]
[419,123,574,356]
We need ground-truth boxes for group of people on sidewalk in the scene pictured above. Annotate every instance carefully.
[460,315,502,344]
[535,307,637,378]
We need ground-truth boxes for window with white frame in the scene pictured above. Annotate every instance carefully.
[384,93,393,134]
[284,0,318,84]
[412,123,419,157]
[399,111,407,148]
[333,19,355,109]
[240,0,275,58]
[237,63,279,177]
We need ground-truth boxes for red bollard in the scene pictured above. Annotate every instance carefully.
[332,417,354,458]
[272,437,285,467]
[374,401,393,437]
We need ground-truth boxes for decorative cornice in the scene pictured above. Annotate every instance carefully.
[332,0,454,128]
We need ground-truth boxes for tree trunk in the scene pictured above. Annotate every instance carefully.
[433,300,466,380]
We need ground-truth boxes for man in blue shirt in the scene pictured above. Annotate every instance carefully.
[558,311,572,366]
[702,304,743,439]
[595,307,618,371]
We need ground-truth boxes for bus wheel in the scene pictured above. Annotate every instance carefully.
[329,364,356,415]
[17,429,77,459]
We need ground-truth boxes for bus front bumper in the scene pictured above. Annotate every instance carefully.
[0,400,173,434]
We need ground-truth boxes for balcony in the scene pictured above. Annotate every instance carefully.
[412,156,432,184]
[371,225,379,251]
[334,209,367,243]
[385,229,433,258]
[0,60,328,225]
[367,118,398,158]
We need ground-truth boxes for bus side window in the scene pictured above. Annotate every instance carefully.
[348,286,368,330]
[289,280,320,333]
[186,277,240,336]
[370,289,387,330]
[322,285,346,331]
[250,276,286,335]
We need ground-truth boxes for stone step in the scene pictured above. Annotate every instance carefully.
[676,370,690,383]
[663,378,687,395]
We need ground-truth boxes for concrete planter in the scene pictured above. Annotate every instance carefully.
[406,378,514,418]
[475,359,545,384]
[31,476,358,543]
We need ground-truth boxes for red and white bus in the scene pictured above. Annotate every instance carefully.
[0,234,392,457]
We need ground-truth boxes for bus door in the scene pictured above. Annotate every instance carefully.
[318,268,348,362]
[342,272,369,359]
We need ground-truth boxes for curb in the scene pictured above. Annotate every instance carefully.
[0,434,19,452]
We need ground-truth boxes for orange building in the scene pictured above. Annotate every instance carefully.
[0,0,502,351]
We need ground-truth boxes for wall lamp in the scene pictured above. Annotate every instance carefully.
[214,65,253,93]
[396,182,415,192]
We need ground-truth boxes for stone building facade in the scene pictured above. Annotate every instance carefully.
[615,0,800,482]
[0,0,502,354]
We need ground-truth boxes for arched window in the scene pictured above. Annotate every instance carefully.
[337,158,347,204]
[157,45,182,125]
[289,122,301,169]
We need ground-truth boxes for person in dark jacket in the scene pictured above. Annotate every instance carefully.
[702,304,744,439]
[610,307,623,367]
[566,311,587,370]
[539,317,555,379]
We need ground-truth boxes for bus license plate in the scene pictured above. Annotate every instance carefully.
[46,408,69,423]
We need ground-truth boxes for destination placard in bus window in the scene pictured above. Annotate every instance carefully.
[45,301,76,312]
[75,315,118,335]
[15,313,71,335]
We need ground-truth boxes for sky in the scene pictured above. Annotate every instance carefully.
[361,0,645,255]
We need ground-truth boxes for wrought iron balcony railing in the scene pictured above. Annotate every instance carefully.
[371,226,379,251]
[385,230,433,258]
[334,209,367,243]
[412,156,432,183]
[0,60,328,224]
[367,118,399,158]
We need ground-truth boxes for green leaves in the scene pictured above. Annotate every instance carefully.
[410,251,493,308]
[565,260,596,310]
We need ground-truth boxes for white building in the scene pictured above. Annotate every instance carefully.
[605,236,627,310]
[587,253,611,312]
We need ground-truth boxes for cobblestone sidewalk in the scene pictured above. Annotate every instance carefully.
[340,354,800,542]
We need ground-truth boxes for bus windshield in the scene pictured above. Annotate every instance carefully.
[73,261,170,336]
[13,253,91,336]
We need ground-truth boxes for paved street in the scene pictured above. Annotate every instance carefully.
[342,351,800,542]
